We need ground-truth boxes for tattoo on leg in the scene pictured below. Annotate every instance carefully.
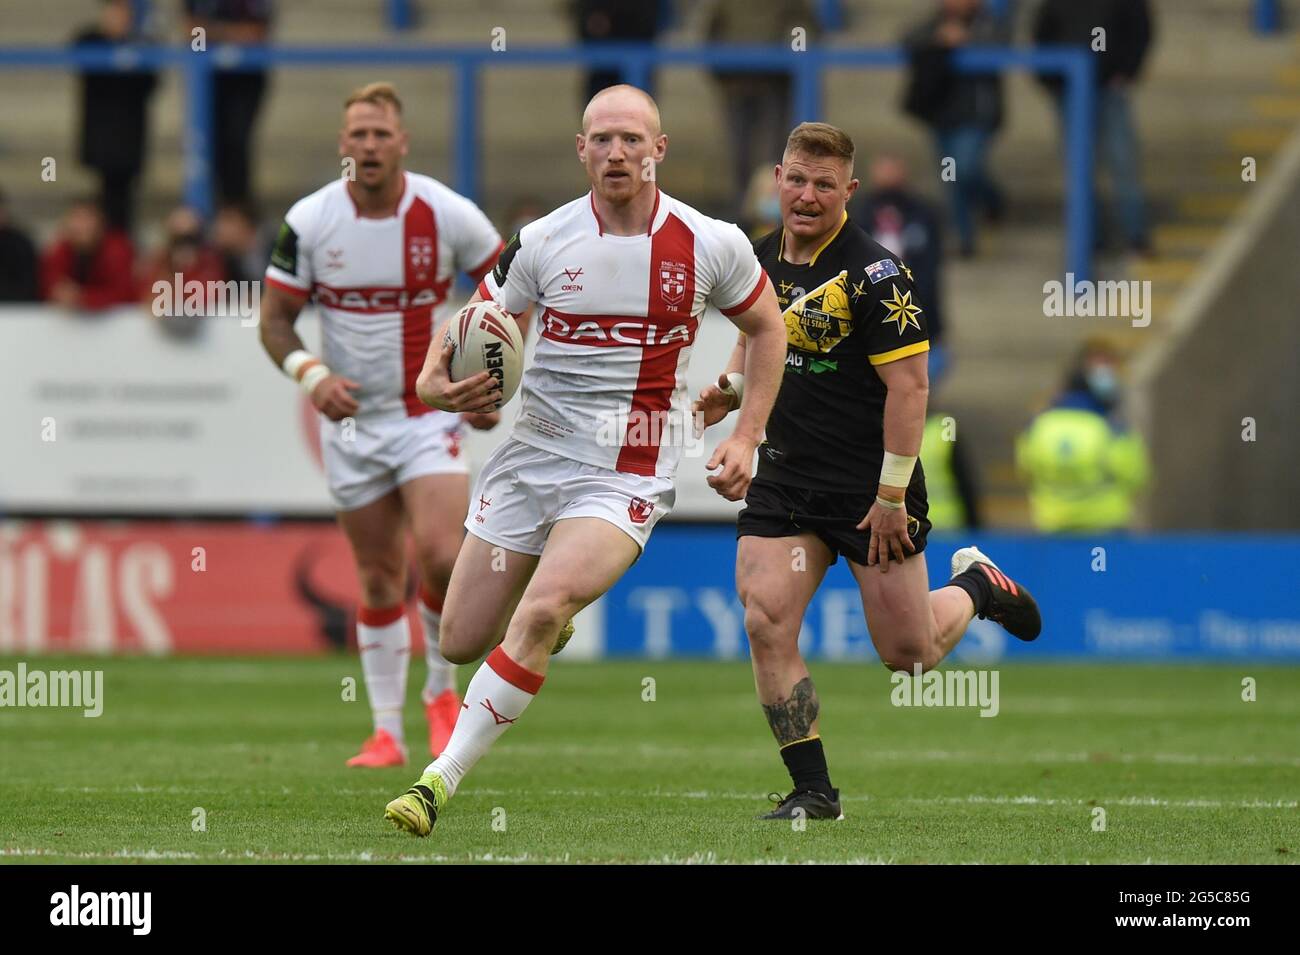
[762,677,819,745]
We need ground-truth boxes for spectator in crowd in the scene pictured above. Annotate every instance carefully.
[1033,0,1154,255]
[902,0,1007,257]
[920,368,983,532]
[0,188,40,302]
[739,161,782,239]
[1016,338,1149,532]
[138,205,228,303]
[73,0,158,232]
[40,198,136,311]
[183,0,274,204]
[573,0,663,102]
[212,200,266,283]
[708,0,818,220]
[137,206,227,338]
[849,152,947,348]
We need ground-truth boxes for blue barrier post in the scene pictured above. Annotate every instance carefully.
[130,0,152,34]
[986,0,1013,23]
[388,0,415,32]
[1062,48,1095,284]
[791,54,821,125]
[1254,0,1281,34]
[181,49,215,219]
[453,57,480,211]
[620,51,654,93]
[816,0,846,32]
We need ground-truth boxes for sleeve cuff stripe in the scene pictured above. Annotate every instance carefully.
[868,340,930,366]
[265,275,310,299]
[719,272,767,317]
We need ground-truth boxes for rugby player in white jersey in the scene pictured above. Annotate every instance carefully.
[259,83,506,767]
[383,85,787,836]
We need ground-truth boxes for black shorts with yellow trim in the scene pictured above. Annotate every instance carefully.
[737,476,931,566]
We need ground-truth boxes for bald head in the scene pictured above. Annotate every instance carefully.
[577,84,667,208]
[581,84,661,137]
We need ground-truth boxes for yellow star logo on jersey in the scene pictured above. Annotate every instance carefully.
[881,284,923,336]
[850,279,867,301]
[778,280,796,297]
[902,264,914,283]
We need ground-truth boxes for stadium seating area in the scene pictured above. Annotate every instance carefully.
[1,0,1297,525]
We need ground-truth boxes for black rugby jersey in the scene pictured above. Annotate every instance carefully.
[752,213,930,492]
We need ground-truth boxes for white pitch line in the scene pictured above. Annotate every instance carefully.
[39,784,1298,811]
[14,745,1300,770]
[904,794,1299,810]
[461,789,1298,810]
[489,744,1300,768]
[1007,699,1300,716]
[0,846,901,865]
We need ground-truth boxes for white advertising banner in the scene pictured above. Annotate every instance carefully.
[0,305,745,518]
[0,307,334,513]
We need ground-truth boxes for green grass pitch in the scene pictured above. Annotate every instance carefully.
[1,657,1296,864]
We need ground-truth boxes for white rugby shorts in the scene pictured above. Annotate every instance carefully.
[465,438,674,555]
[321,412,468,511]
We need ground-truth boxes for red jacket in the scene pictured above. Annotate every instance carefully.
[41,230,136,310]
[137,247,229,303]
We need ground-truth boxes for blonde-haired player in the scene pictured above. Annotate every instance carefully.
[260,83,505,767]
[696,123,1042,820]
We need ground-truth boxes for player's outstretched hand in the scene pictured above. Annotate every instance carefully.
[691,374,738,436]
[416,339,502,413]
[310,374,361,421]
[706,433,758,502]
[856,500,916,573]
[461,410,501,430]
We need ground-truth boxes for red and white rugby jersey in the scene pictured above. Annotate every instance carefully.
[265,171,503,421]
[479,189,766,478]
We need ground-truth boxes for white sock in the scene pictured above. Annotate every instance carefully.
[357,604,410,744]
[426,646,543,797]
[419,589,456,700]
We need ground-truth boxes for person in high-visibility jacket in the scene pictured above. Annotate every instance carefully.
[918,350,982,531]
[1016,339,1149,531]
[920,411,982,530]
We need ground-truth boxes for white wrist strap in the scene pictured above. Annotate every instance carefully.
[720,372,745,411]
[880,451,917,489]
[875,495,904,511]
[283,349,331,396]
[298,364,331,396]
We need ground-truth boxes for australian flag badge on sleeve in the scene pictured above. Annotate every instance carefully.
[865,258,900,284]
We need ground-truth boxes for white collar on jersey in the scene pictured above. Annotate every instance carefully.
[345,170,412,220]
[588,187,662,237]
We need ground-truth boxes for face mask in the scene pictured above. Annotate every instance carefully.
[1086,364,1119,403]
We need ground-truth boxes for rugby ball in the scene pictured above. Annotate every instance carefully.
[444,300,525,409]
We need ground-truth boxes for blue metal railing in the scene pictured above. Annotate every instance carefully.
[0,42,1095,280]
